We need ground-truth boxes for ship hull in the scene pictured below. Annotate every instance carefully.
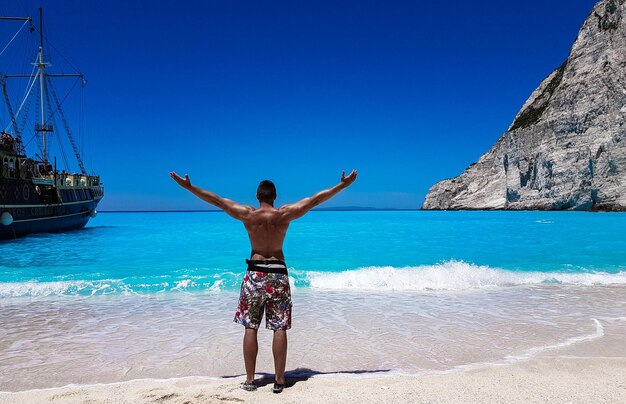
[0,178,103,240]
[0,201,100,239]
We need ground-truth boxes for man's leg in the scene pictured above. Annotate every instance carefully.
[272,330,287,384]
[243,328,258,383]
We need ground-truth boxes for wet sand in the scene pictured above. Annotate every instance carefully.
[1,286,626,403]
[1,317,625,403]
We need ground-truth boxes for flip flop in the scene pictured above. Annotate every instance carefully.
[241,381,257,391]
[273,382,285,394]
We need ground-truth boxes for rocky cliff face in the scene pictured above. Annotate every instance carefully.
[422,0,626,211]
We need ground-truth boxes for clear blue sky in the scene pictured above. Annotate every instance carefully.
[1,0,597,210]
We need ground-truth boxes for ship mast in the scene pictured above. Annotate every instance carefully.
[0,15,31,154]
[35,7,51,164]
[2,8,88,174]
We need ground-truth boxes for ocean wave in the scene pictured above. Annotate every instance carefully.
[2,261,626,297]
[305,261,626,291]
[0,278,228,298]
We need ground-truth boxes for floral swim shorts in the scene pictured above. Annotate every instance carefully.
[234,260,292,331]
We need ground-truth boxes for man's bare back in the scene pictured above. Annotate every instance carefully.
[169,170,357,392]
[243,207,289,261]
[169,170,357,261]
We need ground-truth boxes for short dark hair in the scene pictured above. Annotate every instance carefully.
[257,180,276,203]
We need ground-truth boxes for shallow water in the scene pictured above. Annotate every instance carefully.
[1,285,625,391]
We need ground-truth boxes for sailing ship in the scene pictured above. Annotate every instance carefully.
[0,9,103,240]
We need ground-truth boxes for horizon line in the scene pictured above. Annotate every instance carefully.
[99,208,423,213]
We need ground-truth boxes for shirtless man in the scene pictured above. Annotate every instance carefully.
[169,170,357,393]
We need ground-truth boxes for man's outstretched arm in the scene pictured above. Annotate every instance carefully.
[280,170,358,221]
[169,172,252,220]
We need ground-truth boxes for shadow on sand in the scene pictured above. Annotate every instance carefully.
[221,368,391,388]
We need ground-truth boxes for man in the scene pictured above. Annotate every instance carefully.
[169,170,357,393]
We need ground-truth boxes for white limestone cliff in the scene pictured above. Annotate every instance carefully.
[422,0,626,211]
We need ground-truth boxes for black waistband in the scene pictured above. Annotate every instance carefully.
[246,259,288,275]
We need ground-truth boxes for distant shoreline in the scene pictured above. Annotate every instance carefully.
[97,209,625,213]
[98,208,423,213]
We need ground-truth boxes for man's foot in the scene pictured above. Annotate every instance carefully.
[273,382,286,394]
[241,381,257,392]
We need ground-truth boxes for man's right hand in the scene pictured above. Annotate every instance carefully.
[170,172,192,189]
[341,170,358,187]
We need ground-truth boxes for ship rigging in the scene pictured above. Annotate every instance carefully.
[0,8,103,239]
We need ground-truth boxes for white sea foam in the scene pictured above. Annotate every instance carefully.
[503,318,604,361]
[0,279,125,298]
[173,279,196,290]
[2,261,625,297]
[306,261,626,291]
[411,318,607,377]
[208,279,223,291]
[0,278,226,298]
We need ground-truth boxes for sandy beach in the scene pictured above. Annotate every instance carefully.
[2,315,624,404]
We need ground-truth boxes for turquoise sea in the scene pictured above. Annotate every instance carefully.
[1,211,625,391]
[0,211,625,296]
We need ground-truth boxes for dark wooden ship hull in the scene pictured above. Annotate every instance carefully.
[0,177,103,240]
